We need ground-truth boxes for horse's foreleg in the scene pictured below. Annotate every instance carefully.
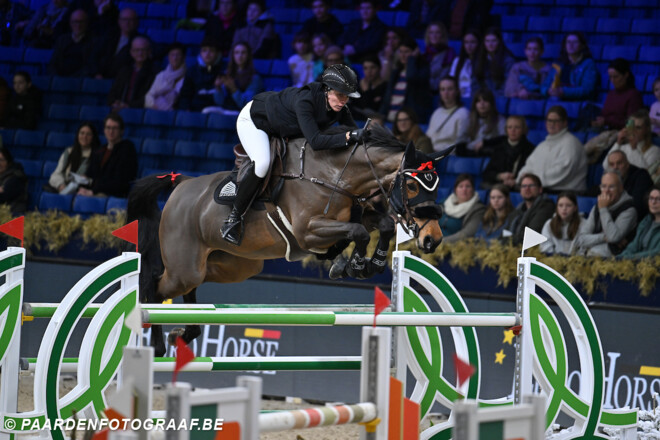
[366,215,395,276]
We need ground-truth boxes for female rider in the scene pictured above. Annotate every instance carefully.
[222,64,365,245]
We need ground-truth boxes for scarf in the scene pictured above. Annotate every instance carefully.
[443,192,479,218]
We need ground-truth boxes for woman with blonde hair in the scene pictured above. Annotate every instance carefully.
[423,21,456,92]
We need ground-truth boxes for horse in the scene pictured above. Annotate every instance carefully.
[126,124,450,354]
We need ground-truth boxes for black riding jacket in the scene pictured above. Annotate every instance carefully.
[249,82,357,151]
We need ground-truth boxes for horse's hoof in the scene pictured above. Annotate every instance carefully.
[329,257,348,279]
[167,328,186,346]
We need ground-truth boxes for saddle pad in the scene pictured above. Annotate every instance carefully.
[213,173,266,210]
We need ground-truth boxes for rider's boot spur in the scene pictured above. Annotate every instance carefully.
[221,161,262,245]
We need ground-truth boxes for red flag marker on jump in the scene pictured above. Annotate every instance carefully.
[173,336,195,383]
[373,286,391,327]
[112,220,138,252]
[453,353,476,389]
[0,216,24,247]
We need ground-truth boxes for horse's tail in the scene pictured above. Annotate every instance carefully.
[126,174,190,303]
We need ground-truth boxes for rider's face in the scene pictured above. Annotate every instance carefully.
[327,89,349,112]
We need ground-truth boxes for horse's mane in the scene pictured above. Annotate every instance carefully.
[323,124,406,150]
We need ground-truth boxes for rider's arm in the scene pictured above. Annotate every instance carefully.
[296,97,349,151]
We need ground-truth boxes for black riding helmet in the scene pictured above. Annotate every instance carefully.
[321,64,361,98]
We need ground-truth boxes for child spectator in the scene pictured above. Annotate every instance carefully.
[145,43,187,111]
[232,0,278,59]
[378,27,405,81]
[504,37,550,99]
[475,184,515,240]
[300,0,342,44]
[440,173,486,243]
[107,36,158,112]
[0,146,27,214]
[448,29,480,100]
[541,32,598,101]
[351,55,387,121]
[392,107,432,154]
[210,41,264,112]
[203,0,241,57]
[426,75,469,152]
[48,9,100,77]
[540,191,584,255]
[463,88,505,154]
[178,37,223,111]
[480,116,534,189]
[47,122,100,194]
[424,21,456,93]
[288,31,314,88]
[311,33,332,80]
[5,71,42,130]
[591,58,643,131]
[604,110,660,173]
[473,28,515,97]
[620,185,660,259]
[339,0,386,62]
[650,77,660,137]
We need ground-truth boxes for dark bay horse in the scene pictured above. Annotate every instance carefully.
[127,125,449,353]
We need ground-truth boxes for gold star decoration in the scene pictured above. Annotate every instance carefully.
[503,329,515,345]
[495,349,506,364]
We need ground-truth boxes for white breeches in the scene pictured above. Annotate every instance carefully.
[236,100,271,178]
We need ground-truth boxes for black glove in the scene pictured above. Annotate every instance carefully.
[348,128,369,144]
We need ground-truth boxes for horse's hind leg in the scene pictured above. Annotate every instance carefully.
[157,233,209,300]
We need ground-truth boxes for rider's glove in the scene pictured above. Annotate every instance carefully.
[348,129,368,144]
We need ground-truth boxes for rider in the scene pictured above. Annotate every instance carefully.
[221,64,368,245]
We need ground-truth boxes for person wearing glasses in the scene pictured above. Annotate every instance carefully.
[516,105,587,193]
[602,110,660,173]
[506,173,555,246]
[571,172,637,257]
[620,185,660,259]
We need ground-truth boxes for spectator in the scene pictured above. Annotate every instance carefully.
[507,173,555,245]
[351,55,387,121]
[0,146,27,214]
[424,21,456,93]
[209,41,264,112]
[288,31,314,88]
[204,0,241,57]
[480,115,534,189]
[590,58,643,132]
[47,121,101,194]
[651,159,660,185]
[439,173,486,243]
[650,77,660,136]
[78,113,137,198]
[107,36,158,112]
[232,0,278,59]
[603,110,660,173]
[339,0,386,62]
[475,184,515,240]
[392,107,432,154]
[540,191,584,255]
[446,0,493,40]
[313,45,345,81]
[5,71,42,130]
[380,36,431,123]
[145,43,187,111]
[426,75,469,152]
[97,7,140,79]
[620,185,660,259]
[571,171,637,257]
[177,37,223,111]
[405,0,446,39]
[0,0,32,46]
[517,105,587,193]
[84,0,118,38]
[311,33,332,79]
[504,37,550,99]
[473,27,515,97]
[448,29,480,100]
[604,150,653,219]
[541,32,598,101]
[48,9,99,77]
[300,0,342,44]
[22,0,70,48]
[0,77,9,125]
[462,88,505,155]
[378,27,406,81]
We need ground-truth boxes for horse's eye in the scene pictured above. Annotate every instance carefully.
[406,182,417,191]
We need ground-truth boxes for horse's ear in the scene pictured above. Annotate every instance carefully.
[428,143,458,162]
[404,141,416,166]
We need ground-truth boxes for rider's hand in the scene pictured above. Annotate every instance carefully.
[348,129,368,144]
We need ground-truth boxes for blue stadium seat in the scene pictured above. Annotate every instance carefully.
[436,187,451,203]
[638,46,660,63]
[42,160,58,177]
[176,29,204,47]
[144,109,176,126]
[81,78,112,95]
[577,196,598,215]
[377,11,395,26]
[334,9,358,24]
[0,47,23,62]
[51,76,83,93]
[80,105,109,122]
[106,196,128,213]
[175,111,208,128]
[590,0,622,5]
[18,159,43,177]
[542,43,561,61]
[601,45,638,61]
[500,15,527,32]
[48,104,81,121]
[545,101,581,119]
[631,19,659,35]
[510,192,523,207]
[46,132,71,148]
[264,77,290,91]
[587,163,604,189]
[253,59,272,76]
[508,99,545,118]
[207,114,237,131]
[0,129,16,144]
[627,0,656,5]
[38,193,73,212]
[126,136,143,152]
[495,97,509,115]
[646,76,658,94]
[207,142,236,160]
[128,126,161,139]
[163,127,194,140]
[14,129,46,147]
[476,189,487,204]
[596,18,631,34]
[142,138,175,156]
[118,108,144,125]
[270,59,289,77]
[146,29,175,44]
[72,195,107,216]
[526,16,562,33]
[146,3,176,18]
[394,11,409,27]
[445,157,484,176]
[117,1,147,15]
[174,140,207,158]
[561,17,597,33]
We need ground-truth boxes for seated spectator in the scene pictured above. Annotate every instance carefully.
[311,33,332,80]
[300,0,342,45]
[462,88,505,155]
[48,9,100,77]
[504,37,550,99]
[426,75,469,152]
[424,21,456,93]
[541,32,598,101]
[0,0,32,46]
[47,121,100,194]
[650,77,660,137]
[439,173,486,243]
[591,58,643,132]
[392,107,432,154]
[517,105,587,193]
[288,31,314,88]
[107,36,158,112]
[232,0,278,59]
[5,71,42,130]
[22,0,70,48]
[209,41,264,112]
[203,0,240,57]
[405,0,446,39]
[81,0,118,38]
[448,29,480,100]
[480,115,534,189]
[473,28,515,97]
[177,37,223,111]
[145,43,187,111]
[351,55,386,121]
[339,0,386,63]
[380,36,431,123]
[475,184,515,240]
[540,191,584,255]
[620,185,660,259]
[507,173,555,245]
[0,146,27,214]
[378,27,405,81]
[313,45,345,81]
[97,7,140,79]
[651,159,660,185]
[571,171,637,257]
[78,113,137,198]
[603,110,660,173]
[0,77,9,125]
[604,150,653,219]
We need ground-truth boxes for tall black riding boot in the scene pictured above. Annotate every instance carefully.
[221,163,263,245]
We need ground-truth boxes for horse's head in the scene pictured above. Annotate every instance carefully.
[389,142,453,253]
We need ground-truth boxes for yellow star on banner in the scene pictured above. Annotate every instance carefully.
[495,349,506,364]
[503,329,515,345]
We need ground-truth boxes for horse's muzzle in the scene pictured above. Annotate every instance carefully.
[422,234,441,253]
